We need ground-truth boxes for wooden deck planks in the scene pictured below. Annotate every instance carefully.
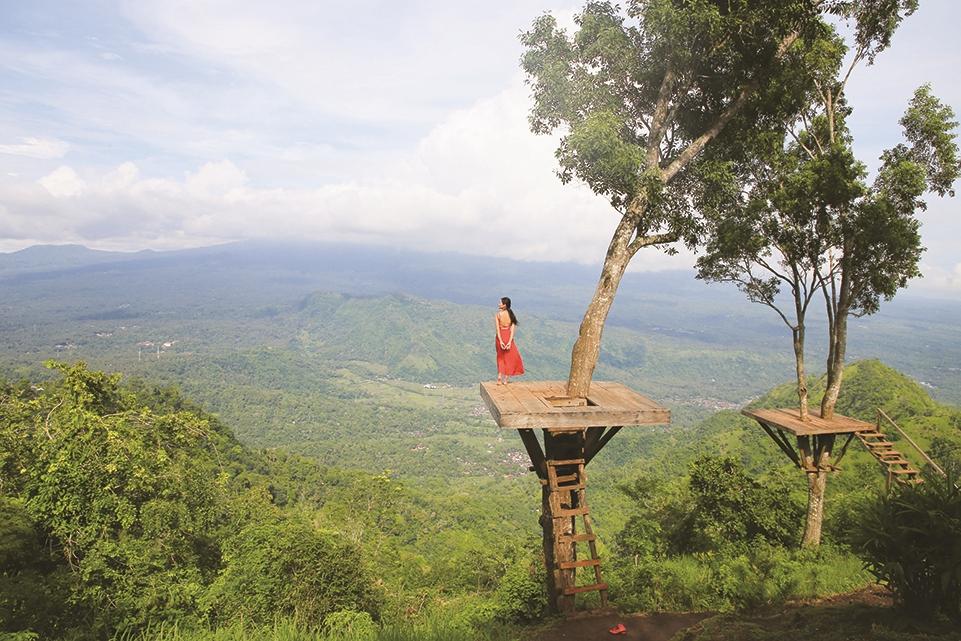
[743,407,873,436]
[479,380,669,429]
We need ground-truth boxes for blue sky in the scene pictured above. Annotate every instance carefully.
[1,1,959,293]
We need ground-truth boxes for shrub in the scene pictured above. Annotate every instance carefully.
[670,456,803,553]
[324,610,376,639]
[849,473,961,620]
[491,557,548,623]
[202,519,380,625]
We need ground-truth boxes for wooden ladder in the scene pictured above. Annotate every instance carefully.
[544,457,608,609]
[854,429,922,489]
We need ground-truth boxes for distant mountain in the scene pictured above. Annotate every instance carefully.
[1,241,959,405]
[0,244,151,275]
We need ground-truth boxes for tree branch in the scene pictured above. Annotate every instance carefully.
[647,62,677,166]
[788,126,817,160]
[628,231,678,256]
[660,33,800,183]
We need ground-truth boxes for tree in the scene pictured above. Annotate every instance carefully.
[696,1,959,547]
[0,362,233,634]
[521,0,827,397]
[819,85,960,420]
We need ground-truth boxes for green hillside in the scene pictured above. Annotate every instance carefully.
[4,355,960,641]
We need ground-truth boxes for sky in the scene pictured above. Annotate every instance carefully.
[0,1,959,294]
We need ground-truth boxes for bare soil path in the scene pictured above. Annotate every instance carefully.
[531,611,711,641]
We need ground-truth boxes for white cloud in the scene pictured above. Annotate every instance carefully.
[914,262,961,293]
[117,0,560,126]
[38,166,86,197]
[0,136,70,159]
[0,0,955,287]
[0,79,690,270]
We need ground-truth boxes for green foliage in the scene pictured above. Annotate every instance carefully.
[0,498,77,638]
[610,544,868,614]
[203,519,380,626]
[849,474,961,620]
[323,611,376,638]
[1,361,234,634]
[521,0,826,244]
[490,555,548,624]
[668,456,803,553]
[0,363,398,640]
[683,598,961,641]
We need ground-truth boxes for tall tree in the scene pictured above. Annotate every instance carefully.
[696,0,959,547]
[521,0,826,398]
[819,86,960,420]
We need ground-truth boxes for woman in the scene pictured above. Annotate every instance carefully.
[495,297,525,384]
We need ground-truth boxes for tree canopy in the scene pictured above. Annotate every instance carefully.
[522,0,833,396]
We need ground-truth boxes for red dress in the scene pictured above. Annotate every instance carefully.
[496,324,525,377]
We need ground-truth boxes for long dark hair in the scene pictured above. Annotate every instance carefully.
[501,297,518,326]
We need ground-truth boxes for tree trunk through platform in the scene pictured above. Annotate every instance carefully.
[541,431,584,614]
[798,434,835,548]
[567,215,637,399]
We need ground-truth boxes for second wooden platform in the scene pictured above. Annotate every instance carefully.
[742,407,874,436]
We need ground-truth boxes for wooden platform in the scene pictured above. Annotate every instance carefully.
[480,381,669,430]
[742,407,874,436]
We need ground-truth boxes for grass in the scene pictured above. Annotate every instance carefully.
[127,617,519,641]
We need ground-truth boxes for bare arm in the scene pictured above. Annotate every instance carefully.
[495,315,506,349]
[507,324,516,349]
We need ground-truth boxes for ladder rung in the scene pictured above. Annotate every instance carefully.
[547,458,585,466]
[562,582,608,595]
[554,506,590,517]
[552,483,586,491]
[889,468,920,475]
[553,473,579,484]
[558,559,601,570]
[558,533,596,543]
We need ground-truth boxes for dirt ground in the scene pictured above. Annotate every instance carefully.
[530,611,712,641]
[529,587,909,641]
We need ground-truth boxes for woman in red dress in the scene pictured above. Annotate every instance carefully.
[495,297,524,384]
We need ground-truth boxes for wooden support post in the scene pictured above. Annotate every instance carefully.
[834,432,856,467]
[585,426,621,464]
[759,422,802,468]
[518,429,546,479]
[542,430,584,614]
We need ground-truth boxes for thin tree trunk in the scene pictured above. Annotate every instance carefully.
[566,214,640,398]
[540,485,562,613]
[821,264,851,420]
[800,434,835,547]
[801,469,828,547]
[793,326,809,421]
[820,309,847,420]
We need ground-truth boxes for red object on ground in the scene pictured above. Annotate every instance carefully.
[495,325,525,376]
[608,623,627,635]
